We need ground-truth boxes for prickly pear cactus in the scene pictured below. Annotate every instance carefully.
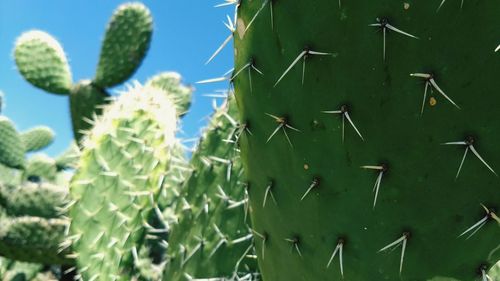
[68,83,177,281]
[232,1,500,281]
[14,2,153,143]
[162,97,259,281]
[94,2,152,88]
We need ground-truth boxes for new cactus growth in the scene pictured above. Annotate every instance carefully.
[14,2,153,143]
[231,1,500,281]
[68,83,177,281]
[162,97,258,281]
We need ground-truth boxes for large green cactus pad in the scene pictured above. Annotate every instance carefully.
[234,1,500,281]
[14,30,72,95]
[0,117,25,169]
[93,3,153,88]
[69,84,176,281]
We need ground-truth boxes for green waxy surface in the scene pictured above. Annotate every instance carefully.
[163,97,258,280]
[94,2,153,88]
[20,127,55,153]
[235,1,500,281]
[0,117,25,169]
[70,80,110,144]
[69,84,176,281]
[146,72,194,117]
[14,30,72,95]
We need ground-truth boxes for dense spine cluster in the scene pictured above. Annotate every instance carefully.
[231,1,500,280]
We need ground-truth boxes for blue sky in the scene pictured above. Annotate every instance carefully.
[0,0,234,156]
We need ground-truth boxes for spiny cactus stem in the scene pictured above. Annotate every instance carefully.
[326,238,344,278]
[369,17,419,61]
[252,229,268,260]
[361,164,389,208]
[410,73,461,110]
[274,47,333,87]
[443,137,497,178]
[265,113,300,147]
[263,180,277,207]
[322,105,364,142]
[459,205,499,239]
[285,236,303,257]
[437,0,465,12]
[379,231,411,273]
[300,177,321,201]
[233,58,263,93]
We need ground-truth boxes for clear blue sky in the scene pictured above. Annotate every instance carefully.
[0,0,233,156]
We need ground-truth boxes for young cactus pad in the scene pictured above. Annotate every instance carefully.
[233,1,500,281]
[68,83,177,281]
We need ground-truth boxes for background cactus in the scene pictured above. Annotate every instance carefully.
[162,97,259,281]
[14,2,153,143]
[231,1,500,281]
[0,182,71,265]
[68,83,177,281]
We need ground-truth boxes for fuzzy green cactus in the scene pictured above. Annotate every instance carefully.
[231,1,500,281]
[14,2,153,143]
[162,97,258,280]
[20,126,55,153]
[68,83,177,281]
[0,183,70,265]
[14,30,72,95]
[94,2,152,88]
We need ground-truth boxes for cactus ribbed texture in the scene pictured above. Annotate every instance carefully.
[163,97,259,280]
[233,1,500,281]
[68,83,177,281]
